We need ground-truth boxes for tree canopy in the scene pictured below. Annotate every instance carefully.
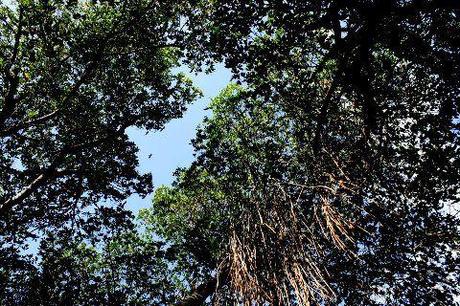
[0,0,199,302]
[1,0,460,305]
[151,80,460,305]
[177,1,460,304]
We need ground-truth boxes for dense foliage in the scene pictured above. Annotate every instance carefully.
[154,82,460,305]
[177,1,460,304]
[0,0,199,302]
[1,0,460,305]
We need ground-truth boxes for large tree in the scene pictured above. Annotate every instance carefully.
[164,1,460,304]
[0,0,199,300]
[149,79,460,305]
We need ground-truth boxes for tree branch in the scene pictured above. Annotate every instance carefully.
[0,7,24,130]
[0,109,60,136]
[0,172,54,215]
[0,133,121,215]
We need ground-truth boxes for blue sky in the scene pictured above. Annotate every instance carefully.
[126,65,231,214]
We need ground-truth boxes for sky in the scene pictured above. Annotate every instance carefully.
[125,65,232,214]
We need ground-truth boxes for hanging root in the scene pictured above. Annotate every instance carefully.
[219,176,362,305]
[224,194,339,305]
[319,195,356,253]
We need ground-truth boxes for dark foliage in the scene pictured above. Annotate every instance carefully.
[169,1,460,304]
[0,0,199,303]
[1,0,459,305]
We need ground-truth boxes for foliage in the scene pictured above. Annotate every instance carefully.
[0,0,199,302]
[174,1,460,304]
[1,1,460,305]
[2,218,199,305]
[151,76,460,304]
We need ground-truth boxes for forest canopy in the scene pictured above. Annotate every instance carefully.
[1,0,459,305]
